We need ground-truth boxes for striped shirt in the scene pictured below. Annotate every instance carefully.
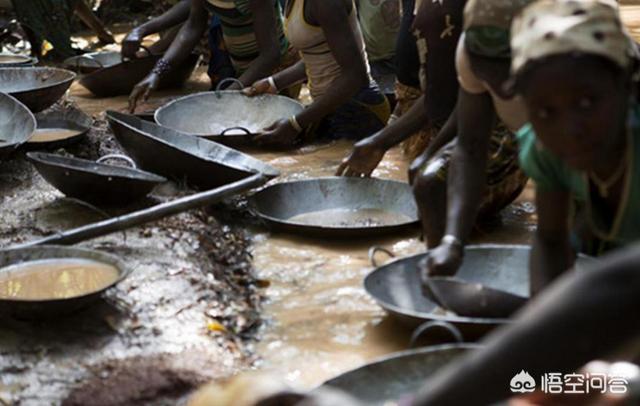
[205,0,288,73]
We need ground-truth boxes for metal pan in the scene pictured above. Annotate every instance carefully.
[0,53,37,67]
[27,152,167,206]
[154,88,304,148]
[424,277,527,319]
[79,53,200,97]
[27,107,93,149]
[0,92,36,160]
[250,177,419,238]
[320,344,478,405]
[106,110,280,190]
[63,51,121,74]
[0,245,129,319]
[0,67,76,112]
[365,245,592,340]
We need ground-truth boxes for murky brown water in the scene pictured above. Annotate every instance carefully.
[29,128,81,143]
[17,4,636,396]
[249,138,536,388]
[0,55,30,64]
[288,208,413,228]
[0,258,119,300]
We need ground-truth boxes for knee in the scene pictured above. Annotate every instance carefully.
[412,169,445,204]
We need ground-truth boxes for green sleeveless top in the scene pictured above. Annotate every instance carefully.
[517,105,640,255]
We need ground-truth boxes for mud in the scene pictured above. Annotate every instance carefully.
[0,96,261,404]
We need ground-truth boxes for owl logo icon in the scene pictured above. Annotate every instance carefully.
[510,370,536,393]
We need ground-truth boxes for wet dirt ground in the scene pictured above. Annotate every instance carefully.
[0,70,262,404]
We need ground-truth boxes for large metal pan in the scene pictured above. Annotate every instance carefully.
[0,53,36,67]
[250,177,419,238]
[0,245,129,319]
[0,92,36,160]
[63,51,121,74]
[365,245,591,340]
[423,276,528,319]
[154,89,304,148]
[320,344,477,405]
[28,107,93,149]
[106,110,280,190]
[79,53,200,97]
[27,152,167,206]
[0,67,76,112]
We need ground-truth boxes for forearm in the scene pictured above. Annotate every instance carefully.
[423,109,457,157]
[367,95,430,150]
[530,232,575,295]
[271,60,307,90]
[236,51,281,88]
[413,245,640,405]
[296,71,367,127]
[137,0,191,37]
[444,142,488,242]
[160,14,206,68]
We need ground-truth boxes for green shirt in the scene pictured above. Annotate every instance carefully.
[357,0,400,62]
[517,108,640,254]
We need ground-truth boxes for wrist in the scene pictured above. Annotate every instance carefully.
[151,58,171,77]
[288,115,304,133]
[441,234,463,252]
[267,76,278,93]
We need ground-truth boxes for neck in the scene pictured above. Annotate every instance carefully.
[592,126,628,180]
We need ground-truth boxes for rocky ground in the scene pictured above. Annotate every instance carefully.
[0,101,263,405]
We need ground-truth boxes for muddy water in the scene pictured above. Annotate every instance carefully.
[0,258,119,300]
[288,208,413,228]
[29,128,81,143]
[249,142,424,388]
[249,137,535,388]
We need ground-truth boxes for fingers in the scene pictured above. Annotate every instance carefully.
[128,91,139,114]
[335,160,348,176]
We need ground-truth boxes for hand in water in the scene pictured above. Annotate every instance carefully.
[243,78,277,97]
[335,137,386,177]
[420,242,464,290]
[254,118,299,148]
[121,29,143,59]
[128,73,160,113]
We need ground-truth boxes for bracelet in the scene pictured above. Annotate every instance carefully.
[441,234,463,249]
[288,115,304,133]
[151,58,172,77]
[267,76,278,92]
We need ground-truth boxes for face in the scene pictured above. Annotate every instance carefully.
[469,54,513,99]
[521,56,628,172]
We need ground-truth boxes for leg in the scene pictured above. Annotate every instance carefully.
[73,0,114,44]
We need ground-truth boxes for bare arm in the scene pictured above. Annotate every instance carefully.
[230,0,283,89]
[136,0,191,38]
[160,0,208,68]
[413,244,640,405]
[335,95,430,177]
[530,189,575,295]
[444,89,495,242]
[408,107,457,182]
[295,0,369,128]
[272,60,308,90]
[369,95,430,150]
